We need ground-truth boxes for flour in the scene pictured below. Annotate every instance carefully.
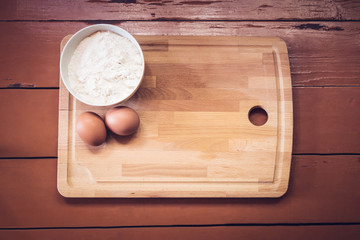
[68,31,143,105]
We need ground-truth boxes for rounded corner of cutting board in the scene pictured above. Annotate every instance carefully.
[57,183,72,198]
[272,184,290,198]
[272,37,289,53]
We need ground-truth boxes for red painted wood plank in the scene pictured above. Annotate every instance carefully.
[293,87,360,154]
[1,22,359,88]
[1,225,360,240]
[1,0,359,21]
[0,156,359,227]
[1,87,359,158]
[0,89,58,157]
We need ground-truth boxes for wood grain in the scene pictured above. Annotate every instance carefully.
[1,22,359,88]
[1,155,360,227]
[1,0,359,21]
[1,225,360,240]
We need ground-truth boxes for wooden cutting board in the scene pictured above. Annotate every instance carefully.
[58,35,293,198]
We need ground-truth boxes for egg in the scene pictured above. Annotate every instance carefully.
[105,106,140,136]
[76,112,107,146]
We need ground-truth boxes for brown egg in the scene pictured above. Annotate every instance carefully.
[105,106,140,136]
[76,112,107,146]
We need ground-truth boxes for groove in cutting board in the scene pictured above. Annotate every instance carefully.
[58,35,293,198]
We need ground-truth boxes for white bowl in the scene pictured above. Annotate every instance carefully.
[60,24,145,106]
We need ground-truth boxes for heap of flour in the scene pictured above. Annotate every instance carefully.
[68,31,143,105]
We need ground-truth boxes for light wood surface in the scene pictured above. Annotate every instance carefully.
[58,35,293,197]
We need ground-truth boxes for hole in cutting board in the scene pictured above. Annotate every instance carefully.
[248,106,268,126]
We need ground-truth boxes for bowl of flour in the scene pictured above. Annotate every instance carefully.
[60,24,145,106]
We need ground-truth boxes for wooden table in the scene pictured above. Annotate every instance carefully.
[0,1,359,239]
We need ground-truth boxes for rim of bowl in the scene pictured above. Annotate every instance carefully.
[60,24,145,107]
